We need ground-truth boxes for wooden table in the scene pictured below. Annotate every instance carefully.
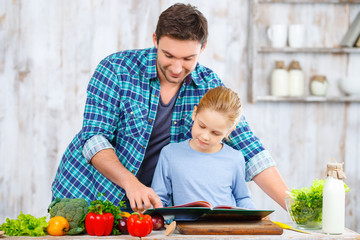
[2,228,359,240]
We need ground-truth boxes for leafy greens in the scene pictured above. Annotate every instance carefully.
[0,212,48,236]
[287,179,350,225]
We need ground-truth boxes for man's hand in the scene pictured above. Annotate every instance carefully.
[90,149,163,212]
[125,179,163,212]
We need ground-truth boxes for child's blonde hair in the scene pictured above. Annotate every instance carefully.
[196,86,242,127]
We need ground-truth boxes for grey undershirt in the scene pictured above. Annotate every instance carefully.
[122,89,180,205]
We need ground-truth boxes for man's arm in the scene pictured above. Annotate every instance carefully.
[252,166,289,210]
[90,148,163,212]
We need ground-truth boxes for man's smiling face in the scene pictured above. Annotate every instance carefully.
[153,34,206,86]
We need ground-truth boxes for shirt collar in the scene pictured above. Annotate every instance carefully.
[187,63,202,86]
[145,47,158,80]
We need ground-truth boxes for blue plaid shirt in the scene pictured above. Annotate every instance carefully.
[51,47,275,205]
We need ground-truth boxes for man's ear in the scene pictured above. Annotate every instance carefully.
[191,106,197,121]
[200,41,207,53]
[153,33,158,48]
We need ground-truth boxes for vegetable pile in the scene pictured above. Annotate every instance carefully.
[0,193,156,237]
[287,179,350,225]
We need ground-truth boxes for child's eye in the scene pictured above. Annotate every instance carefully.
[199,124,205,129]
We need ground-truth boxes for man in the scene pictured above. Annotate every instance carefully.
[51,3,288,212]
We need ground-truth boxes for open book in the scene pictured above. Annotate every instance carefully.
[165,200,246,209]
[144,201,274,221]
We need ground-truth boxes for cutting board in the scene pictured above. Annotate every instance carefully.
[176,220,284,235]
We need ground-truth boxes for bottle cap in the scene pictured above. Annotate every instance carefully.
[326,160,346,180]
[311,75,327,83]
[275,61,286,69]
[288,60,302,70]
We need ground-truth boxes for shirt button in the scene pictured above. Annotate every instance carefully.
[131,170,135,173]
[142,146,145,149]
[149,119,153,123]
[174,121,177,125]
[130,111,134,115]
[154,94,158,98]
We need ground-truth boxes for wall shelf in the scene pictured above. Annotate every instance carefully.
[254,95,360,102]
[248,0,360,103]
[259,0,360,4]
[258,47,360,54]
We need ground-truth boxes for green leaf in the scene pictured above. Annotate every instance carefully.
[0,212,48,236]
[288,179,350,225]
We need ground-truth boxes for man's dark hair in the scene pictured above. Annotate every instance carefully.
[155,3,208,47]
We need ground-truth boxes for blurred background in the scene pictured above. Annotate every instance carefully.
[0,0,359,232]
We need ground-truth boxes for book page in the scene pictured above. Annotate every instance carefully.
[168,201,212,208]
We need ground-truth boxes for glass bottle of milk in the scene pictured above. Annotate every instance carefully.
[288,60,305,96]
[322,161,346,234]
[271,61,289,96]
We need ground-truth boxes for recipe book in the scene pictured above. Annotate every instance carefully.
[144,201,274,221]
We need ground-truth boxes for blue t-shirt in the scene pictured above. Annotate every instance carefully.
[151,139,256,209]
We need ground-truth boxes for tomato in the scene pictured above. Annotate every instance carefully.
[127,212,153,237]
[47,216,69,236]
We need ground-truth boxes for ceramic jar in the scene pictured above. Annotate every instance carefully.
[310,75,328,96]
[271,61,289,97]
[288,61,305,97]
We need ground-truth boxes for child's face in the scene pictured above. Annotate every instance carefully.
[190,108,235,153]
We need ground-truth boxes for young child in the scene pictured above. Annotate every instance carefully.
[151,86,256,209]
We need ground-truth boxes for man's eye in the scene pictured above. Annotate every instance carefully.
[165,54,173,58]
[184,57,193,61]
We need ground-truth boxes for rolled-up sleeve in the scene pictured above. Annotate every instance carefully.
[82,135,114,163]
[245,150,276,182]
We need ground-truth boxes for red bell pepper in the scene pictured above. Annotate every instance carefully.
[127,212,153,237]
[85,202,114,236]
[85,212,114,236]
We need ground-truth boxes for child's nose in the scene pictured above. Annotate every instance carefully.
[202,132,210,141]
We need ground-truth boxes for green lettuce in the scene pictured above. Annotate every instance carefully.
[287,179,350,225]
[0,212,48,236]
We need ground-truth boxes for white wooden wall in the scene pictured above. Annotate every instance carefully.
[0,0,359,233]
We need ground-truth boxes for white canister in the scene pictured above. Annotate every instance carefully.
[271,61,289,96]
[288,61,305,96]
[310,75,328,96]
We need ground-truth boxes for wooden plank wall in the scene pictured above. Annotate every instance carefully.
[0,0,359,233]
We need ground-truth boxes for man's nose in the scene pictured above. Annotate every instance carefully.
[171,60,182,74]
